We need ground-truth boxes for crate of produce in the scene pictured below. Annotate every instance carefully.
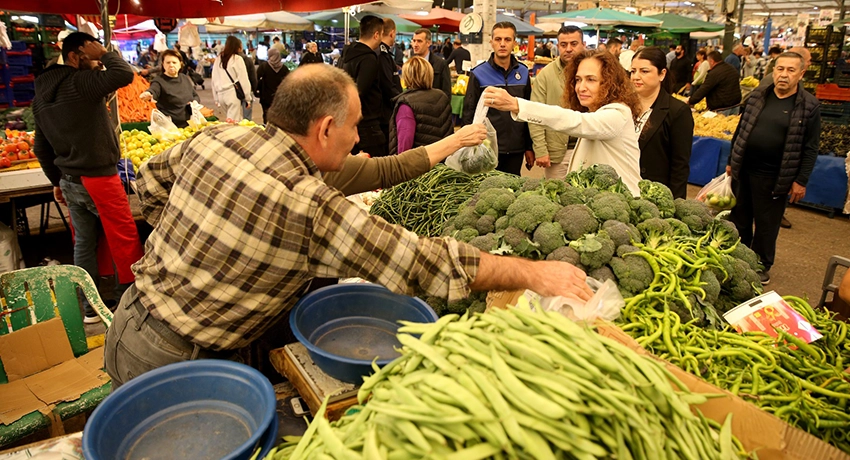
[821,112,850,125]
[817,83,850,101]
[40,28,61,43]
[805,62,823,81]
[6,51,32,67]
[7,66,30,78]
[40,14,65,28]
[12,26,38,44]
[11,81,34,92]
[827,46,841,61]
[808,45,824,61]
[13,89,34,103]
[803,81,818,94]
[10,74,34,84]
[806,26,828,44]
[818,101,850,116]
[836,71,850,88]
[9,41,27,52]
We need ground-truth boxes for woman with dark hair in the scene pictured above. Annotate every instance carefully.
[630,46,693,199]
[692,48,710,93]
[255,48,290,124]
[482,50,642,195]
[211,36,253,121]
[140,49,200,128]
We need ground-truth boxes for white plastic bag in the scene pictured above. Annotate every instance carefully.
[539,278,625,322]
[445,96,498,174]
[148,109,180,142]
[187,101,206,130]
[696,174,737,211]
[0,222,24,274]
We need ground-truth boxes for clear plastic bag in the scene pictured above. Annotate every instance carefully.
[148,109,180,142]
[445,96,498,174]
[696,173,737,211]
[187,101,206,130]
[538,278,625,323]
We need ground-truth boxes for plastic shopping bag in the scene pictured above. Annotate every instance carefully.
[539,278,625,323]
[148,109,180,142]
[187,101,206,130]
[445,96,498,174]
[696,173,737,211]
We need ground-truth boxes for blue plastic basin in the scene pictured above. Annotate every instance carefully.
[290,284,438,383]
[83,360,277,460]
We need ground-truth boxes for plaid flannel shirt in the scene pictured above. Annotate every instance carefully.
[133,123,480,351]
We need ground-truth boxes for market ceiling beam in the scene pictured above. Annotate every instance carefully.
[4,0,365,18]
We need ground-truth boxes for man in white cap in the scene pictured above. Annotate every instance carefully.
[47,30,72,66]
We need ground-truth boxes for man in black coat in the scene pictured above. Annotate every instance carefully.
[726,52,821,284]
[411,28,451,98]
[668,44,692,94]
[447,39,471,75]
[378,18,402,147]
[688,51,742,112]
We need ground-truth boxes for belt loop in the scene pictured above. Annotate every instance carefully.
[134,307,149,331]
[190,345,201,361]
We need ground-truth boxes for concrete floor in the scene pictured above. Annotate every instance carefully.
[11,79,850,308]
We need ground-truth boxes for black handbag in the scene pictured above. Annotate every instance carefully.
[223,65,246,101]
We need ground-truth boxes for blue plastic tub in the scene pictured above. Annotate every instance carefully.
[290,284,438,383]
[83,360,277,460]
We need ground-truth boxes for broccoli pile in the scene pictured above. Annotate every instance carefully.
[433,166,765,324]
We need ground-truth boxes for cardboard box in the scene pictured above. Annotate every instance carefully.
[486,290,850,460]
[0,318,109,426]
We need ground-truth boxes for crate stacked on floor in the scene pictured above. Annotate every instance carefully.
[803,25,846,96]
[1,41,35,107]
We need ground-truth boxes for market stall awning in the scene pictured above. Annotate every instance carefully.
[399,7,465,31]
[4,0,363,18]
[647,13,724,33]
[538,8,662,28]
[195,12,313,32]
[496,14,543,36]
[304,11,361,28]
[113,19,160,40]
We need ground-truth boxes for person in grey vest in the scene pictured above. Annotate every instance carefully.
[726,52,820,285]
[389,56,453,155]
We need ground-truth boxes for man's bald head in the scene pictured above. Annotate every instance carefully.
[788,46,812,68]
[267,65,355,135]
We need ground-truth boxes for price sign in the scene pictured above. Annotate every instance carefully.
[723,291,822,343]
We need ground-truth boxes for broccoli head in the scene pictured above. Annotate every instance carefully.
[701,269,721,305]
[629,198,661,224]
[616,244,640,258]
[475,187,516,215]
[495,215,511,232]
[558,186,586,206]
[582,187,600,202]
[570,164,622,191]
[638,180,676,218]
[503,227,541,258]
[454,206,480,230]
[603,220,640,248]
[707,218,740,251]
[665,218,692,237]
[532,222,566,256]
[609,255,654,295]
[717,255,762,301]
[545,246,582,266]
[569,231,615,270]
[469,233,500,252]
[506,192,562,232]
[674,198,713,233]
[478,174,522,192]
[539,179,569,201]
[588,191,631,223]
[668,295,706,325]
[476,214,497,235]
[636,217,672,248]
[589,266,616,283]
[554,204,599,241]
[441,224,456,237]
[729,244,763,272]
[520,177,543,192]
[454,227,479,243]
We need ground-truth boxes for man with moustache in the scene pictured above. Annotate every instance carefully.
[529,25,585,179]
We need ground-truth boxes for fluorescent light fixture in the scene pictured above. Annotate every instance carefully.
[684,1,693,5]
[625,6,637,12]
[331,19,338,22]
[814,6,818,9]
[504,11,516,16]
[416,11,429,15]
[12,15,39,23]
[133,0,140,4]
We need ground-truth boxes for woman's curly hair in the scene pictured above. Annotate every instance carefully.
[561,50,642,124]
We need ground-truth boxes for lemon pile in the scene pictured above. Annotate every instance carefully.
[693,113,740,140]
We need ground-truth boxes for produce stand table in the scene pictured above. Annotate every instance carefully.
[119,116,218,134]
[451,94,464,123]
[688,136,731,186]
[797,155,849,216]
[0,168,55,237]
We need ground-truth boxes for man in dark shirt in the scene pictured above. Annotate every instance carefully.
[411,28,452,98]
[448,39,471,75]
[688,51,742,112]
[726,52,821,284]
[378,18,402,147]
[669,44,692,94]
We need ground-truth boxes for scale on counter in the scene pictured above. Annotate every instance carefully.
[269,342,361,421]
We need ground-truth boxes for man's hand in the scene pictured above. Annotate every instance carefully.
[454,124,487,147]
[725,165,731,176]
[245,102,251,109]
[140,69,150,76]
[789,182,806,203]
[530,261,593,301]
[535,155,551,168]
[524,150,535,170]
[53,186,66,206]
[470,253,593,302]
[82,40,108,61]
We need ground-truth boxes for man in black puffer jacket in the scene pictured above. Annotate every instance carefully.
[726,52,821,285]
[689,51,742,112]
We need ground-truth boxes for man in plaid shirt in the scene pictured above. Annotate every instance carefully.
[104,65,593,387]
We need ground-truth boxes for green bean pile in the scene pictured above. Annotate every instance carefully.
[619,296,850,453]
[267,307,748,459]
[369,165,503,237]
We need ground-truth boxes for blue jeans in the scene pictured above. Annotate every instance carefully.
[242,100,252,121]
[61,179,99,314]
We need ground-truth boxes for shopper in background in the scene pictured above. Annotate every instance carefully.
[239,45,258,121]
[688,51,742,113]
[484,50,642,195]
[741,46,757,78]
[389,56,453,155]
[140,50,200,128]
[666,45,676,67]
[33,32,144,323]
[727,52,821,285]
[104,64,591,387]
[529,25,585,179]
[763,46,783,77]
[212,36,253,122]
[447,39,471,75]
[630,47,693,199]
[300,42,324,65]
[255,48,290,124]
[341,15,388,156]
[379,19,403,146]
[668,44,692,95]
[462,22,533,176]
[691,48,710,93]
[725,44,744,71]
[441,38,453,60]
[619,41,638,71]
[411,28,452,98]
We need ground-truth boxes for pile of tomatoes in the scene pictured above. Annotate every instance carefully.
[0,132,36,169]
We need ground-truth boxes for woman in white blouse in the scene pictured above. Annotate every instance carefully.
[483,50,642,195]
[211,36,253,122]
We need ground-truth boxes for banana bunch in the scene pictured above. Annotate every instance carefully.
[693,113,740,140]
[741,76,760,88]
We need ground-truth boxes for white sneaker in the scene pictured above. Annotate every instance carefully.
[84,313,102,324]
